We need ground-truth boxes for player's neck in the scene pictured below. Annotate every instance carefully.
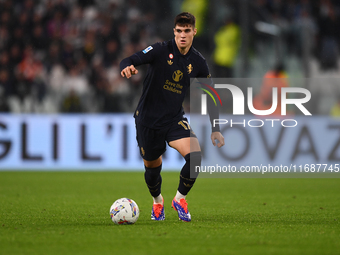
[176,44,191,55]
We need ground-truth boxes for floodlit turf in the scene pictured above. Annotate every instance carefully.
[0,172,339,255]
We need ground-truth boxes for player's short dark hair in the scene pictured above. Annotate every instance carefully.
[174,12,196,28]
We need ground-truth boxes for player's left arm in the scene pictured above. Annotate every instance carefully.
[198,61,225,148]
[211,131,225,148]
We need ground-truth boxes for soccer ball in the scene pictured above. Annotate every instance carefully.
[110,198,140,225]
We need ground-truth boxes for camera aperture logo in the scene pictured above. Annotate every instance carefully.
[197,82,312,128]
[196,81,223,107]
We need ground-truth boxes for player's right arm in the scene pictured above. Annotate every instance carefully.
[121,65,138,79]
[120,43,160,79]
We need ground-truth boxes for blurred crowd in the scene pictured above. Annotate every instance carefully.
[249,0,340,116]
[0,0,340,115]
[252,0,340,69]
[0,0,171,113]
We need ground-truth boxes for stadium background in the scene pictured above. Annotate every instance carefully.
[1,0,340,170]
[1,1,339,255]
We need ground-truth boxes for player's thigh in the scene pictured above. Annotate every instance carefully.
[168,137,200,157]
[167,118,200,157]
[135,122,166,162]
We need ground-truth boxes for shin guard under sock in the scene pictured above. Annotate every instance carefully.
[144,164,162,197]
[178,151,202,196]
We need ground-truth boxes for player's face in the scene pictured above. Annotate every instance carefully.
[173,24,197,51]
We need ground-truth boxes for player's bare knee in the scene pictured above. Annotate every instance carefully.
[143,157,162,168]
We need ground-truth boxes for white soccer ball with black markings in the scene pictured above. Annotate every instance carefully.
[110,198,140,225]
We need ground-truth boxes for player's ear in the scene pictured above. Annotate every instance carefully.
[173,28,176,36]
[193,28,197,36]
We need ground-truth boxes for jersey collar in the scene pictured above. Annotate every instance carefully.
[172,38,193,59]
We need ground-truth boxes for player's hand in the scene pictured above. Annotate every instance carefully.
[211,131,225,148]
[121,65,138,78]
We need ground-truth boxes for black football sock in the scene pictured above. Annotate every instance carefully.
[144,164,162,198]
[178,151,202,196]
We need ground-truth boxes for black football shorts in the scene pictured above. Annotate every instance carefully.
[135,117,197,161]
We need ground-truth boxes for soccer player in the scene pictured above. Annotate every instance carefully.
[120,12,225,222]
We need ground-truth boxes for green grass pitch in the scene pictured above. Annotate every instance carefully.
[1,171,339,255]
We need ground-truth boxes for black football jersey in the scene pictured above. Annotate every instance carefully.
[120,39,218,131]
